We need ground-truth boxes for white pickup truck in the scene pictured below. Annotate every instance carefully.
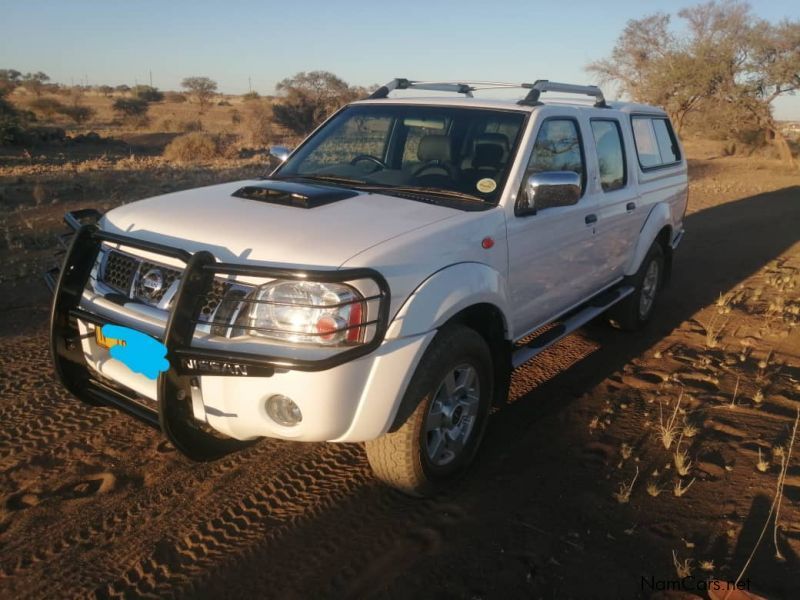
[48,79,687,495]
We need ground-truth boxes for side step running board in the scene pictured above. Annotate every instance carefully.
[511,285,635,369]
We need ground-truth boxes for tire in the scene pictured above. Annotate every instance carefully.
[365,324,493,496]
[609,241,665,331]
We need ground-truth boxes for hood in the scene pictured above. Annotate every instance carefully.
[100,179,461,268]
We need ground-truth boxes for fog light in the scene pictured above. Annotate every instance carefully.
[265,394,302,427]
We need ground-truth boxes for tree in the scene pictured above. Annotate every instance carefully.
[0,70,24,97]
[97,85,114,97]
[272,71,365,135]
[588,1,799,165]
[181,76,218,113]
[22,71,50,96]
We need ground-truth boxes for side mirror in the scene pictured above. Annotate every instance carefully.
[269,145,292,163]
[517,171,581,216]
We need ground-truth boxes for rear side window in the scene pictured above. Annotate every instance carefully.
[590,119,626,192]
[631,116,680,169]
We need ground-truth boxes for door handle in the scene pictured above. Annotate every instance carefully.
[585,214,597,225]
[626,202,636,212]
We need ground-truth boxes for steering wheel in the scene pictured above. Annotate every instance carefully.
[412,161,456,180]
[350,154,388,172]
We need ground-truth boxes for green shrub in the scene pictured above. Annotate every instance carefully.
[242,91,260,101]
[163,132,223,162]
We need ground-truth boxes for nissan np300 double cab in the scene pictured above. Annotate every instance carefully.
[48,79,687,496]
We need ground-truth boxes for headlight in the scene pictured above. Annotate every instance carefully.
[240,280,366,346]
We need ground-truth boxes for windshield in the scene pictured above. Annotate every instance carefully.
[274,104,527,204]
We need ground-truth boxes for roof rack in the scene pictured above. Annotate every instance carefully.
[368,79,607,108]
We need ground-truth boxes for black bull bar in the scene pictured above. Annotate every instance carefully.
[48,212,390,460]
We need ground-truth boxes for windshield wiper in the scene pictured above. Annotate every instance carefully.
[272,174,368,186]
[375,186,486,204]
[271,175,487,205]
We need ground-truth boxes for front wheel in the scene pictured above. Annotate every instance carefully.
[365,325,493,496]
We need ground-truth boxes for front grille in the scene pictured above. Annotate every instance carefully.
[97,248,252,323]
[201,279,231,318]
[102,251,138,293]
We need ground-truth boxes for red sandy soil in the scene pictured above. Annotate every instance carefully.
[0,151,799,599]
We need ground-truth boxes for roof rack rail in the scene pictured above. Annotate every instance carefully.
[368,78,607,108]
[518,80,607,108]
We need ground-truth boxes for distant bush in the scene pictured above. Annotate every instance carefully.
[217,99,232,106]
[165,91,187,103]
[113,97,149,118]
[29,97,66,119]
[178,119,203,132]
[133,85,164,102]
[244,102,273,146]
[60,104,95,124]
[0,97,25,145]
[163,132,223,162]
[242,91,260,101]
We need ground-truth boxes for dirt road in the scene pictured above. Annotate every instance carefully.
[1,159,799,599]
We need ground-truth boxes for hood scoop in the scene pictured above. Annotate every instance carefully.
[231,179,359,208]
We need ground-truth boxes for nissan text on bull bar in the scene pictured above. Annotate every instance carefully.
[47,79,687,496]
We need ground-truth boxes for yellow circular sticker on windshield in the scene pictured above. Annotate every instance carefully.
[476,178,497,194]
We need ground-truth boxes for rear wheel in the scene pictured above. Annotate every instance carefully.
[365,325,493,496]
[609,241,665,331]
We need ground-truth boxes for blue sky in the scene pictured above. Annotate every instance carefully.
[2,0,798,119]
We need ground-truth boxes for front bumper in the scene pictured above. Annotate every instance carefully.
[48,212,423,457]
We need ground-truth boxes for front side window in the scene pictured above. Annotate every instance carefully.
[632,116,680,169]
[590,119,626,192]
[276,105,527,205]
[526,119,585,181]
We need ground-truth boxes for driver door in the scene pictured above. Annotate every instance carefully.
[506,116,600,335]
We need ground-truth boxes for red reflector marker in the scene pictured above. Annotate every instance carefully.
[481,237,495,249]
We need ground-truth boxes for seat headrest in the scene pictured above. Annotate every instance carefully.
[473,143,504,169]
[475,133,510,155]
[417,134,452,163]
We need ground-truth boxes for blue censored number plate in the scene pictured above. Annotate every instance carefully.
[96,324,170,380]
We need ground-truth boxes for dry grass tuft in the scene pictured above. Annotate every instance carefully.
[756,448,770,473]
[672,550,693,578]
[673,477,696,497]
[674,435,693,477]
[658,392,683,450]
[614,466,639,504]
